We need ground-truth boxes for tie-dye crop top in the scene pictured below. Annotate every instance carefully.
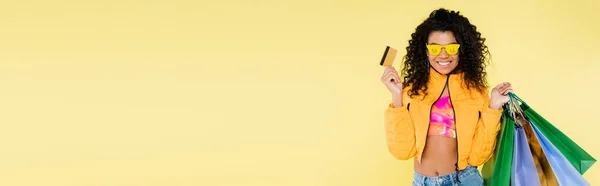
[428,95,456,138]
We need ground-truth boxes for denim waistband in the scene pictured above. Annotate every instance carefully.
[413,165,479,185]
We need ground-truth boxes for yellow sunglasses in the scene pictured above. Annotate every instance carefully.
[426,44,460,56]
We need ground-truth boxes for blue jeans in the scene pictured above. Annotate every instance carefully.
[412,165,483,186]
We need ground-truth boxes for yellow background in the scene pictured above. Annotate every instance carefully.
[0,0,598,185]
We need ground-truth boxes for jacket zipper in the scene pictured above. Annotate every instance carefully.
[420,75,450,161]
[446,75,461,183]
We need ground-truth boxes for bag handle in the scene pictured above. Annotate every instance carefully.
[508,92,529,108]
[507,92,528,128]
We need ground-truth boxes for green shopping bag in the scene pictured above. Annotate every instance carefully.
[508,92,596,174]
[482,110,515,186]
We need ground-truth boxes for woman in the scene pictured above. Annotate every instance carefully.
[381,8,513,185]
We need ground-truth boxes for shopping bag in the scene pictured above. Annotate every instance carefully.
[509,92,596,174]
[481,111,515,186]
[510,95,558,185]
[523,124,559,186]
[529,120,590,185]
[511,126,541,186]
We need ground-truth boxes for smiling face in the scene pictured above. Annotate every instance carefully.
[427,31,459,75]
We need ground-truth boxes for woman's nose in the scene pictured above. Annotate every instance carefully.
[437,48,450,58]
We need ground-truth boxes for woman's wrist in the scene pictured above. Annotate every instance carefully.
[392,92,403,108]
[489,100,503,110]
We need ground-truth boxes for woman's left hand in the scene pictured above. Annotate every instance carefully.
[489,82,513,110]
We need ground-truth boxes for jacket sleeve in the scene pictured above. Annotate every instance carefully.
[468,88,503,166]
[384,89,416,160]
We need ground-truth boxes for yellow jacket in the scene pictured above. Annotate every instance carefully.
[384,68,503,170]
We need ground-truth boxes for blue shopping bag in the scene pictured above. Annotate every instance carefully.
[529,120,590,186]
[511,126,541,186]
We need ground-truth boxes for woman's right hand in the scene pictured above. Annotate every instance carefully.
[381,66,403,95]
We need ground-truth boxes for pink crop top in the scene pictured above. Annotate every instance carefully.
[428,95,456,138]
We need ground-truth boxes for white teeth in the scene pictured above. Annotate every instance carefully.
[437,61,450,66]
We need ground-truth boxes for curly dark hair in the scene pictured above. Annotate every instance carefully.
[401,8,490,98]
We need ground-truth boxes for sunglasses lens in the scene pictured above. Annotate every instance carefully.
[446,44,460,55]
[427,45,442,56]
